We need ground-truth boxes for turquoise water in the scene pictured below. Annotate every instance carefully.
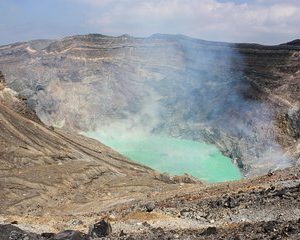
[85,132,242,183]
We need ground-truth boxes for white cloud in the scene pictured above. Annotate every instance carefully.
[79,0,300,44]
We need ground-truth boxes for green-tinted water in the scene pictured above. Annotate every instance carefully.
[85,132,242,183]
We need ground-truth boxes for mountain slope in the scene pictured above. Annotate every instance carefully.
[0,71,189,216]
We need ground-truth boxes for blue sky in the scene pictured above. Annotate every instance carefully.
[0,0,299,45]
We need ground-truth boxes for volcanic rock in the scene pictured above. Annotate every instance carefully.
[41,233,55,239]
[52,230,89,240]
[0,224,42,240]
[89,220,112,238]
[200,226,217,236]
[224,197,239,208]
[145,202,156,212]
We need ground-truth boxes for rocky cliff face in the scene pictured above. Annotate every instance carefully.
[0,34,299,176]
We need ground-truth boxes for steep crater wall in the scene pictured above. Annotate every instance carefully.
[0,34,299,176]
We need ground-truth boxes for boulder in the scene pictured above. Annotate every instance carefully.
[0,224,42,240]
[53,230,89,240]
[200,226,217,236]
[89,220,112,238]
[145,202,156,212]
[41,232,55,239]
[224,197,239,209]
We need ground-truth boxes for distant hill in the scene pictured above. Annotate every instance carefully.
[284,39,300,46]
